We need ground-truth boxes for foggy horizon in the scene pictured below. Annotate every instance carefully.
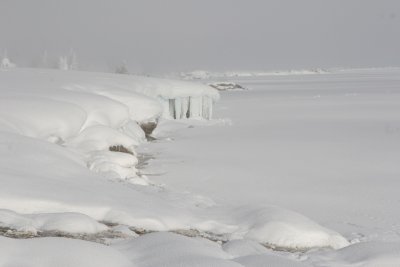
[1,0,400,74]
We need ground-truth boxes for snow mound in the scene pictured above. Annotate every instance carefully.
[230,206,349,250]
[63,83,162,123]
[114,232,242,267]
[222,239,270,258]
[53,69,219,121]
[0,209,107,234]
[0,236,131,267]
[66,125,140,179]
[67,125,139,152]
[312,241,400,267]
[0,96,86,141]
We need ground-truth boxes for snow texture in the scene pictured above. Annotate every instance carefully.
[0,237,131,267]
[1,67,400,266]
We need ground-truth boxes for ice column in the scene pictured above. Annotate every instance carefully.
[163,96,213,120]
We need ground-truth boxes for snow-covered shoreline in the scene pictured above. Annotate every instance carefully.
[1,68,400,266]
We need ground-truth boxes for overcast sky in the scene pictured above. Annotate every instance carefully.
[1,0,400,73]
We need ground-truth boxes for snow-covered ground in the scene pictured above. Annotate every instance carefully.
[144,68,400,265]
[1,68,399,266]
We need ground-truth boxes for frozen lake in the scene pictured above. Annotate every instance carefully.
[147,68,400,244]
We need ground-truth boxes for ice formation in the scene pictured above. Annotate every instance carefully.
[163,96,214,119]
[0,69,219,181]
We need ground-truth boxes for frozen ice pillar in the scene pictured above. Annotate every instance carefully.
[165,96,214,120]
[126,77,219,120]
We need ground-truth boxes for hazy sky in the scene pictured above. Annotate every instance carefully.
[1,0,400,73]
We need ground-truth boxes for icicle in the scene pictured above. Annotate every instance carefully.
[169,99,176,119]
[159,97,171,119]
[174,97,182,119]
[189,97,202,118]
[160,96,214,120]
[202,96,213,120]
[181,97,189,119]
[186,97,191,118]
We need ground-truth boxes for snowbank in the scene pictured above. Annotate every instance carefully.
[0,237,131,267]
[0,209,107,234]
[229,206,349,250]
[114,232,241,267]
[0,68,218,179]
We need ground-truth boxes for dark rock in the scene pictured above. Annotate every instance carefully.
[109,145,134,155]
[209,82,247,91]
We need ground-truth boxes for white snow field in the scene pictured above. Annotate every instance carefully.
[0,67,399,266]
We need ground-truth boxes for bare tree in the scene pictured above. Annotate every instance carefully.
[115,60,129,74]
[68,49,78,70]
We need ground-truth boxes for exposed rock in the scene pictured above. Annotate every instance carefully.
[109,145,134,155]
[139,121,158,139]
[209,82,247,91]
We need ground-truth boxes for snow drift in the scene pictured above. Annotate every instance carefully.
[0,68,219,180]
